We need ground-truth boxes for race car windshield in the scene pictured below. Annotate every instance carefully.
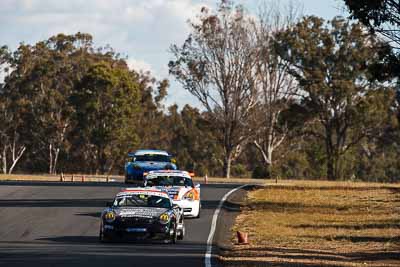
[134,154,171,162]
[147,176,194,187]
[113,195,171,209]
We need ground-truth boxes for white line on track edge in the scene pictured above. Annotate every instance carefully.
[205,184,248,267]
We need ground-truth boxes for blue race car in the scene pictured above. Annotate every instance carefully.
[125,150,177,183]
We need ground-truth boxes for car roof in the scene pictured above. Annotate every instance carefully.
[116,187,169,198]
[128,149,170,157]
[146,170,192,179]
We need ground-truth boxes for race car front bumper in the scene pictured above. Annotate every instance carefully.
[172,199,200,217]
[102,222,174,240]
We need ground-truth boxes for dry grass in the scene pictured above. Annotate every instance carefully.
[224,181,400,267]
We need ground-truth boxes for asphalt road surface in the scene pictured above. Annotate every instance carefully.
[0,181,242,267]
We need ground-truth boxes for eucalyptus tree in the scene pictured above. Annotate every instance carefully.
[71,61,141,174]
[251,3,300,177]
[275,16,394,180]
[344,0,400,80]
[0,45,28,174]
[169,1,259,178]
[3,34,96,174]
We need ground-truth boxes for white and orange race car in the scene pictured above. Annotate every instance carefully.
[143,170,201,218]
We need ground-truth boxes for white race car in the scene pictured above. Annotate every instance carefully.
[144,170,201,218]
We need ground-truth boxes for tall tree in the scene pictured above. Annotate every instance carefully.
[71,61,140,174]
[344,0,400,47]
[275,16,394,180]
[251,4,299,178]
[344,0,400,79]
[3,33,97,174]
[169,1,258,178]
[0,46,28,174]
[164,104,223,176]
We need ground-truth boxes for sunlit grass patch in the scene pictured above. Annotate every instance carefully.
[227,182,400,266]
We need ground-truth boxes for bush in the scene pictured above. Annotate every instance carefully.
[231,163,249,177]
[252,165,269,179]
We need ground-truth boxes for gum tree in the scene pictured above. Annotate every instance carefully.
[275,16,394,180]
[251,3,300,178]
[169,2,258,178]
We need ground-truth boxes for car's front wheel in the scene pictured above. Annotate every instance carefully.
[99,227,112,243]
[195,202,201,218]
[168,222,177,244]
[177,223,185,240]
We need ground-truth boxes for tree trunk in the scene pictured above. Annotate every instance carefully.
[254,140,273,178]
[327,156,335,181]
[266,162,272,179]
[49,143,53,174]
[223,153,232,179]
[53,148,60,175]
[325,126,336,181]
[8,146,26,174]
[49,144,60,175]
[97,148,107,175]
[2,146,6,174]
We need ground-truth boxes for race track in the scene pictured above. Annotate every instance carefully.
[0,181,242,267]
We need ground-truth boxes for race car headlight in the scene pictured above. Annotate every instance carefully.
[159,213,170,224]
[183,190,198,201]
[184,191,194,200]
[104,211,116,223]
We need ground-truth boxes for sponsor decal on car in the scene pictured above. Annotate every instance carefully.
[118,207,168,218]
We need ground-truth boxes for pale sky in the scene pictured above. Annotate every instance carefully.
[0,0,348,108]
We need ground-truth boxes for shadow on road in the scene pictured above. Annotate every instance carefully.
[75,212,102,218]
[200,183,243,189]
[0,198,111,208]
[200,200,242,212]
[0,181,126,187]
[36,236,207,247]
[0,238,207,267]
[37,235,100,244]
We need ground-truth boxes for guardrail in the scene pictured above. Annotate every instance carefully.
[58,173,123,182]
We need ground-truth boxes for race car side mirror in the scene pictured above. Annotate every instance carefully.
[172,204,179,209]
[106,201,113,207]
[195,184,200,188]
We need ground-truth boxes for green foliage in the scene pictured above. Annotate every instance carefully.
[71,61,140,173]
[0,9,400,182]
[169,1,258,178]
[252,165,269,179]
[275,16,394,180]
[344,0,400,79]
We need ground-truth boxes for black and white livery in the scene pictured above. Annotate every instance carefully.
[99,187,185,243]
